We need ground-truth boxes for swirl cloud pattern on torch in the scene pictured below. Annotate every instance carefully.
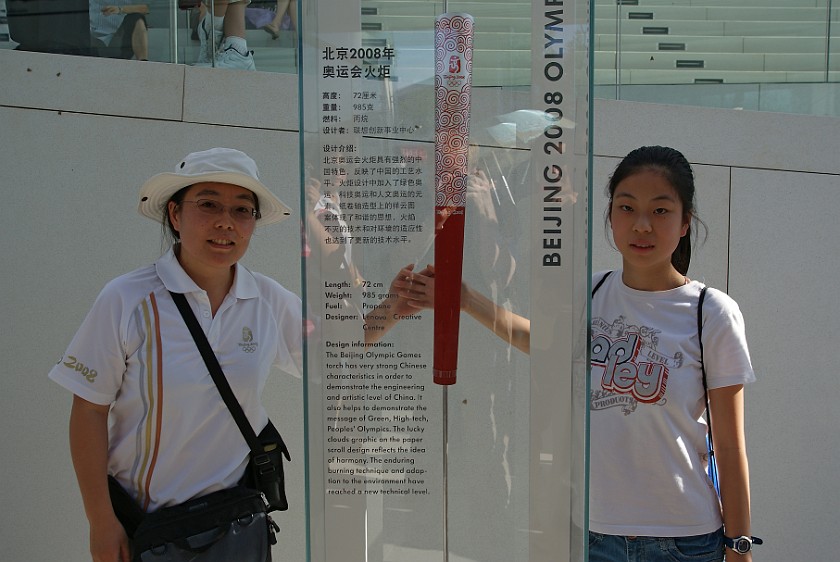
[434,13,474,210]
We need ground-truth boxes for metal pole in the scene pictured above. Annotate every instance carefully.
[615,0,622,99]
[439,4,448,559]
[169,0,178,64]
[209,1,216,66]
[442,386,449,562]
[825,0,833,83]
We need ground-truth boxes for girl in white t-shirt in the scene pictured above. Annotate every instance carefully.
[366,146,760,561]
[589,145,758,561]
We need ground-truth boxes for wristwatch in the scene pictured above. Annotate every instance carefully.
[724,535,763,554]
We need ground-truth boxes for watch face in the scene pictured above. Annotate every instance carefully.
[734,538,751,553]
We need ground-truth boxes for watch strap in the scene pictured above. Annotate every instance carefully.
[724,535,763,553]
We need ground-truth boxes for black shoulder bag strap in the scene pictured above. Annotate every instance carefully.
[169,291,264,456]
[697,286,716,471]
[591,270,613,297]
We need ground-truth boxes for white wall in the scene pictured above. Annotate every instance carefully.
[1,49,839,561]
[0,50,306,562]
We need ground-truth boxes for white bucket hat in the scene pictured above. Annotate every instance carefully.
[138,147,292,226]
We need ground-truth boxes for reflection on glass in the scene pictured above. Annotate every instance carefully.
[2,0,836,114]
[89,0,150,61]
[4,0,95,55]
[1,0,298,71]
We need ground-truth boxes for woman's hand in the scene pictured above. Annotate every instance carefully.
[466,169,498,221]
[89,513,131,562]
[304,176,322,210]
[388,264,435,314]
[363,264,435,344]
[709,384,754,562]
[70,396,131,562]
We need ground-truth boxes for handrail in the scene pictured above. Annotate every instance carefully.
[827,0,834,84]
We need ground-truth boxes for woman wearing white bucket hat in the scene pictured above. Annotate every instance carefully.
[49,148,301,562]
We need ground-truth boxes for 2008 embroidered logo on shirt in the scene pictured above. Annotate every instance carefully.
[62,355,98,382]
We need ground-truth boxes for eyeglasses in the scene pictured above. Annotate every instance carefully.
[181,199,261,222]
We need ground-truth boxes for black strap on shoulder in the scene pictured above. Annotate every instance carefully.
[697,286,714,457]
[169,291,262,455]
[591,270,613,297]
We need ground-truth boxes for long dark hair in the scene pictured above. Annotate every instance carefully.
[606,145,706,275]
[161,186,190,248]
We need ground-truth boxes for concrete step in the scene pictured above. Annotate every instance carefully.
[595,34,840,55]
[363,1,525,17]
[382,47,840,74]
[742,35,839,53]
[623,0,831,7]
[596,18,832,37]
[594,4,838,22]
[595,67,840,85]
[365,14,834,38]
[595,50,840,72]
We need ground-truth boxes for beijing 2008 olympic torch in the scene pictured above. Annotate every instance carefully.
[434,11,473,561]
[434,13,473,385]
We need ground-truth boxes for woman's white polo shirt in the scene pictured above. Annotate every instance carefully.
[49,249,302,511]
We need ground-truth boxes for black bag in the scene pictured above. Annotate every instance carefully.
[132,486,273,562]
[108,476,275,562]
[245,420,291,512]
[170,291,291,513]
[109,475,146,538]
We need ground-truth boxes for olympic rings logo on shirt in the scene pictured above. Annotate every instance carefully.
[239,327,258,353]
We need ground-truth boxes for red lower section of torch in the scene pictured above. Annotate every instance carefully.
[433,207,466,385]
[433,368,458,385]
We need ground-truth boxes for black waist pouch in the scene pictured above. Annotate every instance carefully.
[108,475,145,538]
[132,486,272,562]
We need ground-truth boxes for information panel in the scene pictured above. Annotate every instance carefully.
[300,2,591,560]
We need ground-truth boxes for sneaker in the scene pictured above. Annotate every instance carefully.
[197,44,257,71]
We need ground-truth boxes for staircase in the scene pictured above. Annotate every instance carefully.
[2,0,837,86]
[360,0,840,87]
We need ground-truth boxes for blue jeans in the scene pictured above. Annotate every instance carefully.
[588,528,724,562]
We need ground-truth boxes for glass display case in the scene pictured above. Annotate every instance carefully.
[299,2,593,560]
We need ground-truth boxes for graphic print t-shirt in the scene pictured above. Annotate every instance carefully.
[589,271,755,537]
